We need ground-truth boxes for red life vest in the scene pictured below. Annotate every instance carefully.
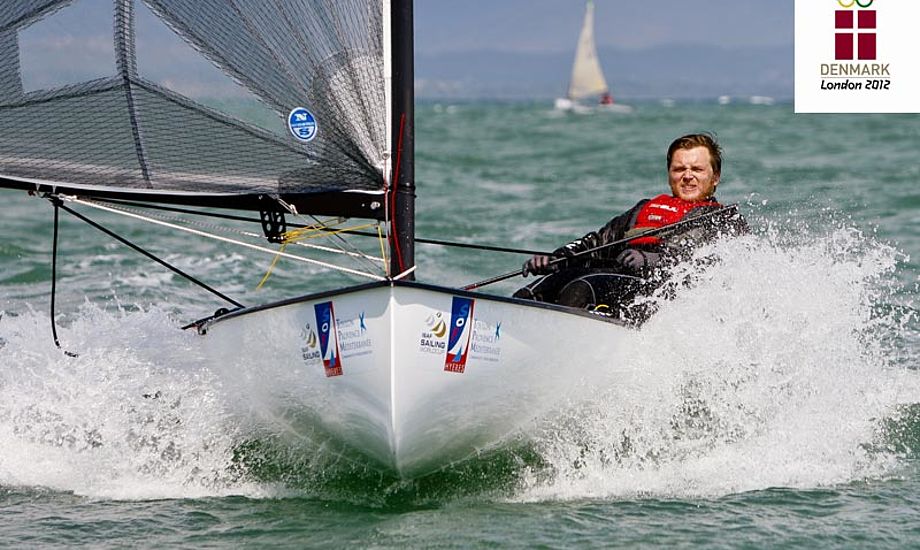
[629,194,720,246]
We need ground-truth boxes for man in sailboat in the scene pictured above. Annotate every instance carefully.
[514,133,747,321]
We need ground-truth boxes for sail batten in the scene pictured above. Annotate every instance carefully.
[0,0,389,218]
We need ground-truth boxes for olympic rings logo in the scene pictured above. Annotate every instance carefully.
[837,0,874,8]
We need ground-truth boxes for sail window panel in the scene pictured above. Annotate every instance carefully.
[0,0,387,200]
[0,1,71,30]
[140,0,387,189]
[17,0,116,93]
[130,87,381,194]
[133,0,282,137]
[0,89,148,187]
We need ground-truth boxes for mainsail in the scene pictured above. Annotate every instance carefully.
[567,0,608,101]
[0,0,395,220]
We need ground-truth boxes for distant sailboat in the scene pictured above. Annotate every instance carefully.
[555,0,632,114]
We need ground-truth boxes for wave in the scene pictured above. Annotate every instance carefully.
[0,216,917,505]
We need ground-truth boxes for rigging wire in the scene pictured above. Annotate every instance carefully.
[255,220,381,288]
[56,200,245,308]
[65,196,387,281]
[274,198,387,276]
[94,198,548,255]
[94,198,384,264]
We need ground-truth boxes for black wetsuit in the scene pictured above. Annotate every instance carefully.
[513,198,748,323]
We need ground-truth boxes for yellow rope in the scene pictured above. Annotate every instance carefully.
[255,221,382,289]
[282,221,377,243]
[256,243,287,289]
[377,223,389,277]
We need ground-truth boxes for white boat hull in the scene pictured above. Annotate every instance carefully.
[554,97,634,114]
[197,281,631,478]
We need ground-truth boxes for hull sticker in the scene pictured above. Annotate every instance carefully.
[419,312,447,355]
[314,301,342,377]
[299,322,321,366]
[337,310,373,359]
[470,319,502,363]
[445,297,475,373]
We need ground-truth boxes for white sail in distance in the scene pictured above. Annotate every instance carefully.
[567,1,609,100]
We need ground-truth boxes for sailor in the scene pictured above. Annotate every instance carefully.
[514,133,748,321]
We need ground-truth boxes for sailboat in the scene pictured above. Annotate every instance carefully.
[0,0,653,478]
[555,1,633,114]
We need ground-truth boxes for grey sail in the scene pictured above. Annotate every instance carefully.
[0,0,389,218]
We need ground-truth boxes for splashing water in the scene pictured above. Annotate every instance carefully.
[0,305,273,500]
[0,216,917,503]
[518,219,919,501]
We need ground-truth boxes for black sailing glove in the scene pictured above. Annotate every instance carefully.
[522,255,557,277]
[523,231,604,277]
[553,231,601,265]
[615,249,662,274]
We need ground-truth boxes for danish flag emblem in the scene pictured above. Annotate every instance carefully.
[835,4,876,60]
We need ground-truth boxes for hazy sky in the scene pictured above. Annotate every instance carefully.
[14,0,795,99]
[416,0,794,53]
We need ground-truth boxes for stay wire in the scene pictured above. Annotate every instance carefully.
[57,201,245,309]
[94,198,547,256]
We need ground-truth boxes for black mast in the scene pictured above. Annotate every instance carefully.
[390,0,415,279]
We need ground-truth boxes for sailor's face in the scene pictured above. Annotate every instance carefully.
[668,146,720,202]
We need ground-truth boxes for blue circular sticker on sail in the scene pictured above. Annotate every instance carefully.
[288,107,318,142]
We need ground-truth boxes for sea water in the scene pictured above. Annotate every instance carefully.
[1,102,918,547]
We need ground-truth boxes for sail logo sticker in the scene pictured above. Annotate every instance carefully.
[419,311,447,355]
[445,297,475,373]
[299,322,322,366]
[470,319,502,363]
[336,311,373,359]
[314,301,342,377]
[288,107,318,142]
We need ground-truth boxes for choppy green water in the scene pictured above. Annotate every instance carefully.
[1,101,919,548]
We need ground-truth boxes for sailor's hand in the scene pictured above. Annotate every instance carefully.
[522,255,556,277]
[615,249,661,273]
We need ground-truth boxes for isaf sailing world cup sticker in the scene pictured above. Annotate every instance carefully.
[314,301,342,377]
[300,322,321,365]
[419,312,447,355]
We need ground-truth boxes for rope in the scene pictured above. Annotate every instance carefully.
[274,198,386,276]
[57,202,246,308]
[95,198,547,255]
[49,198,63,349]
[64,196,387,282]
